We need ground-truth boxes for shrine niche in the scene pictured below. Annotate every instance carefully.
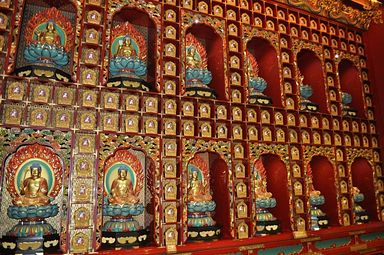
[297,49,326,112]
[246,37,281,107]
[101,148,154,249]
[183,22,226,100]
[106,7,157,91]
[338,59,364,118]
[0,143,65,254]
[186,152,225,241]
[14,1,77,81]
[351,157,378,223]
[308,156,338,230]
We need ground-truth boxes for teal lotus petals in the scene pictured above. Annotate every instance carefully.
[187,201,216,212]
[24,43,69,66]
[249,76,268,94]
[8,204,59,220]
[109,57,147,77]
[300,84,313,99]
[310,195,325,206]
[256,197,277,209]
[341,92,353,105]
[354,193,364,203]
[103,203,144,217]
[186,68,212,85]
[188,215,215,227]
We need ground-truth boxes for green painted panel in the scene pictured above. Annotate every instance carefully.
[360,232,384,242]
[314,237,351,249]
[258,244,303,255]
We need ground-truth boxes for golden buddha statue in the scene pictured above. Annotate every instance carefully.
[12,163,50,206]
[108,167,139,205]
[35,21,61,46]
[186,46,201,69]
[188,170,212,202]
[254,178,272,199]
[115,37,137,58]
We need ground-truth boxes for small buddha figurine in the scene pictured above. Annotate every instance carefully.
[108,167,139,205]
[115,37,136,58]
[188,170,212,202]
[12,163,50,207]
[35,21,61,47]
[186,46,201,69]
[254,178,272,199]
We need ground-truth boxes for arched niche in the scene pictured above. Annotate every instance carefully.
[101,148,156,246]
[186,24,226,100]
[14,0,77,81]
[297,49,328,113]
[247,37,281,107]
[187,151,231,239]
[258,154,291,231]
[351,158,378,221]
[110,7,157,90]
[338,59,365,118]
[309,156,339,226]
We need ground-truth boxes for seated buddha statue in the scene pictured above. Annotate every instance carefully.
[108,167,139,205]
[35,21,61,47]
[186,46,201,69]
[115,37,137,58]
[188,170,212,202]
[254,178,272,199]
[12,163,50,207]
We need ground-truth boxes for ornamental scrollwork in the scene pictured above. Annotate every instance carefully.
[249,143,289,164]
[346,148,373,167]
[303,146,335,165]
[242,26,279,52]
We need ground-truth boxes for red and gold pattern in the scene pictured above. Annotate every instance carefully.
[189,153,209,178]
[5,143,63,198]
[24,7,74,52]
[103,149,144,196]
[253,159,267,180]
[245,50,259,77]
[185,33,208,69]
[111,22,147,60]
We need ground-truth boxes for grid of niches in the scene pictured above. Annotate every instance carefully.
[1,74,383,236]
[0,0,14,75]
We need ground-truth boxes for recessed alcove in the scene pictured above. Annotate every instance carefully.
[297,49,328,113]
[187,152,231,239]
[111,8,157,90]
[259,154,291,232]
[186,24,227,100]
[351,158,378,221]
[338,59,365,118]
[247,38,282,107]
[15,0,78,79]
[309,156,339,227]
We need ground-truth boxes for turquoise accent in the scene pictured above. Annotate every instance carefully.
[360,232,384,241]
[33,22,66,46]
[8,204,59,220]
[188,215,215,227]
[256,209,276,221]
[7,220,57,237]
[109,56,147,77]
[102,218,140,232]
[354,193,364,203]
[249,76,268,94]
[188,164,204,181]
[187,201,216,213]
[16,159,54,194]
[342,92,352,105]
[310,195,325,206]
[258,244,303,255]
[300,84,313,99]
[111,35,140,56]
[314,237,351,249]
[186,68,212,86]
[24,43,69,66]
[256,197,277,209]
[103,203,144,217]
